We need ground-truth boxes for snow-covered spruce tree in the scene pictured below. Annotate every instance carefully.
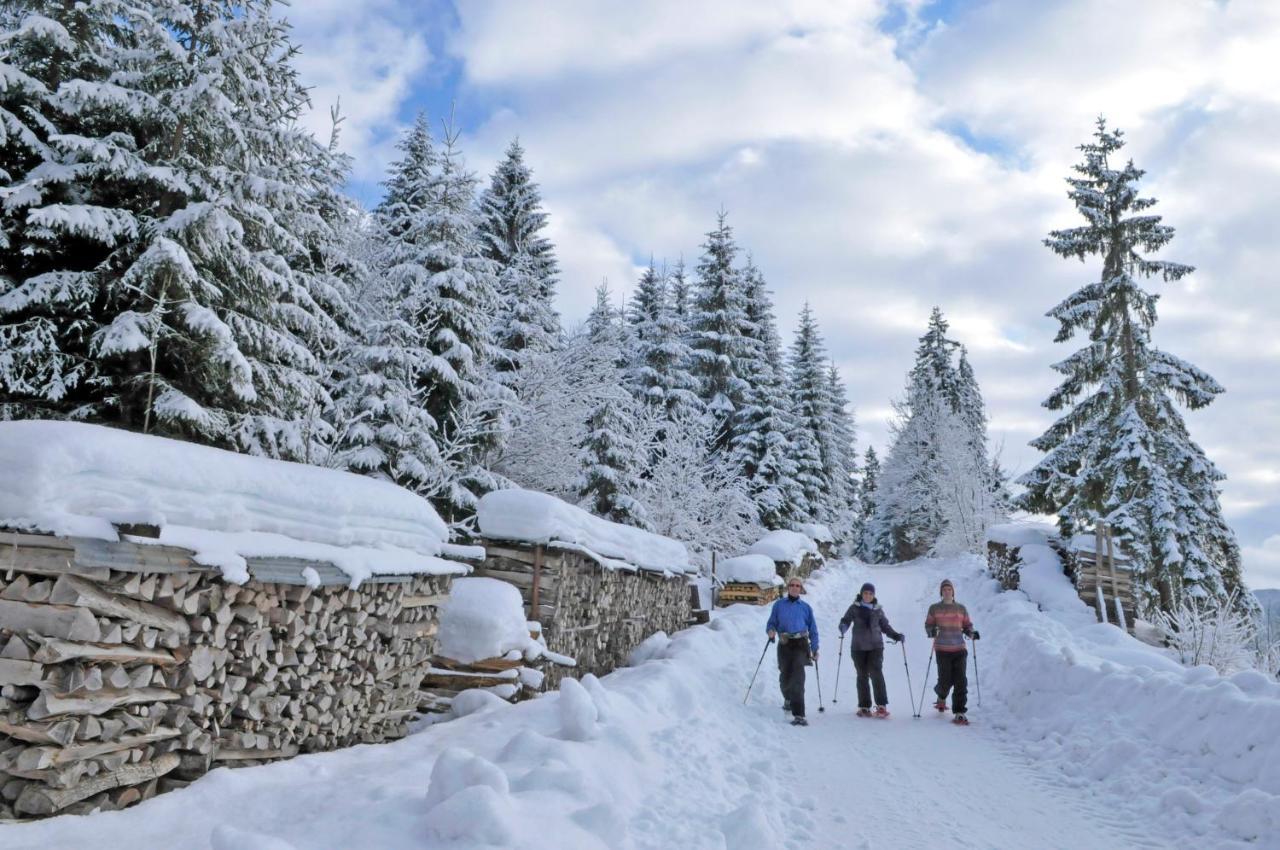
[0,2,352,459]
[668,258,692,330]
[856,446,881,560]
[1018,119,1245,611]
[689,211,752,450]
[871,308,1000,560]
[625,260,700,419]
[372,114,504,519]
[478,139,561,378]
[576,283,650,528]
[729,258,802,528]
[786,304,833,523]
[823,361,862,549]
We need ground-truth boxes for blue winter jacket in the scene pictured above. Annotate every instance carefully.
[766,596,819,652]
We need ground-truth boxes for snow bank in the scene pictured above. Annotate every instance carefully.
[438,578,540,664]
[0,421,467,586]
[718,554,782,586]
[795,522,833,544]
[747,529,819,566]
[476,488,693,575]
[957,552,1280,844]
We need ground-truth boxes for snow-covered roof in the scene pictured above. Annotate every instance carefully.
[795,523,834,544]
[0,421,470,586]
[437,577,546,664]
[476,489,694,575]
[717,554,782,586]
[747,530,819,566]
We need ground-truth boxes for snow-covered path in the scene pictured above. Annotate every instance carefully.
[3,558,1274,849]
[628,561,1149,850]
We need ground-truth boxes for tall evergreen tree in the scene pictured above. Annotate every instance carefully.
[478,139,560,376]
[823,361,861,546]
[1018,119,1244,610]
[626,261,700,419]
[787,304,833,522]
[689,211,752,449]
[730,259,801,528]
[372,114,502,518]
[0,1,353,459]
[856,446,881,560]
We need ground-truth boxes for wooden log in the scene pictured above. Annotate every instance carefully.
[27,687,181,720]
[0,717,78,745]
[13,728,179,771]
[0,657,45,687]
[0,599,102,642]
[211,744,299,762]
[50,574,190,636]
[399,593,448,609]
[14,751,179,815]
[33,638,177,667]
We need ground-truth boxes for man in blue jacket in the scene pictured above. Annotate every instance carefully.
[766,576,820,726]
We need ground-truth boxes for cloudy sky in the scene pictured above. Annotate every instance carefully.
[284,0,1280,589]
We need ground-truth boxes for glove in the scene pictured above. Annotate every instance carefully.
[895,633,905,644]
[926,626,938,638]
[838,624,848,637]
[971,630,981,641]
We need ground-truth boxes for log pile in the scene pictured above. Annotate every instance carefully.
[716,582,781,606]
[472,541,691,688]
[0,531,455,819]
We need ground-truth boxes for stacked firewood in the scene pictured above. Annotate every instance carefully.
[0,532,454,819]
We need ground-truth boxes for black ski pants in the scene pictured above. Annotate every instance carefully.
[934,649,968,714]
[777,638,810,718]
[852,647,888,709]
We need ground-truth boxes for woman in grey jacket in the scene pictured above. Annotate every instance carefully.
[838,582,904,717]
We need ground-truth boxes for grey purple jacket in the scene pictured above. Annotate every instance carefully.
[838,600,903,651]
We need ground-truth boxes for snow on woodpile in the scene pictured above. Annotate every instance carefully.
[796,523,833,545]
[747,529,819,566]
[718,554,782,586]
[476,488,693,575]
[0,420,469,586]
[438,578,549,664]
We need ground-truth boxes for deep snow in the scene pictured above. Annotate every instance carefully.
[2,558,1275,849]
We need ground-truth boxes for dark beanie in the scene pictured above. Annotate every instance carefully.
[940,578,954,596]
[860,582,875,595]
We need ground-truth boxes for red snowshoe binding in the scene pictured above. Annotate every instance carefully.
[952,713,969,725]
[934,700,947,713]
[856,708,873,718]
[874,706,890,718]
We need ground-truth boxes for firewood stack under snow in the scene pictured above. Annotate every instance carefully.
[0,422,478,819]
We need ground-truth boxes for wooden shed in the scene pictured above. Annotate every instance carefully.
[747,530,824,581]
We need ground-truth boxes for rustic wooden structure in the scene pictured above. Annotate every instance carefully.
[716,583,781,606]
[986,525,1138,633]
[0,529,457,819]
[471,541,691,688]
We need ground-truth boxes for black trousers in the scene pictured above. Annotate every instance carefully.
[852,648,887,708]
[777,639,810,718]
[934,649,968,714]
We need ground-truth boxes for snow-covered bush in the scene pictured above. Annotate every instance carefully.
[1154,590,1258,676]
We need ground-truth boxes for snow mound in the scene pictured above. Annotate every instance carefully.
[747,530,818,566]
[0,421,468,586]
[438,578,539,664]
[557,677,598,741]
[795,522,833,544]
[476,488,693,574]
[210,826,298,850]
[718,553,781,585]
[423,749,516,845]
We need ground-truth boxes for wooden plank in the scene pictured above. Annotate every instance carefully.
[0,544,110,581]
[14,752,179,815]
[0,531,75,551]
[49,574,190,636]
[71,538,200,574]
[33,638,178,667]
[0,599,102,641]
[211,744,299,762]
[400,593,449,609]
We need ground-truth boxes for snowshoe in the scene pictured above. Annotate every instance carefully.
[934,700,947,713]
[855,708,873,718]
[791,716,809,727]
[952,714,969,726]
[874,706,890,718]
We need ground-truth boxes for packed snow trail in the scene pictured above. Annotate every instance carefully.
[2,559,1275,849]
[627,561,1149,850]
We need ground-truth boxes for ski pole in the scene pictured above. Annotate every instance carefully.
[832,634,845,704]
[970,633,982,708]
[743,637,775,704]
[901,640,916,717]
[915,643,935,719]
[813,650,825,713]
